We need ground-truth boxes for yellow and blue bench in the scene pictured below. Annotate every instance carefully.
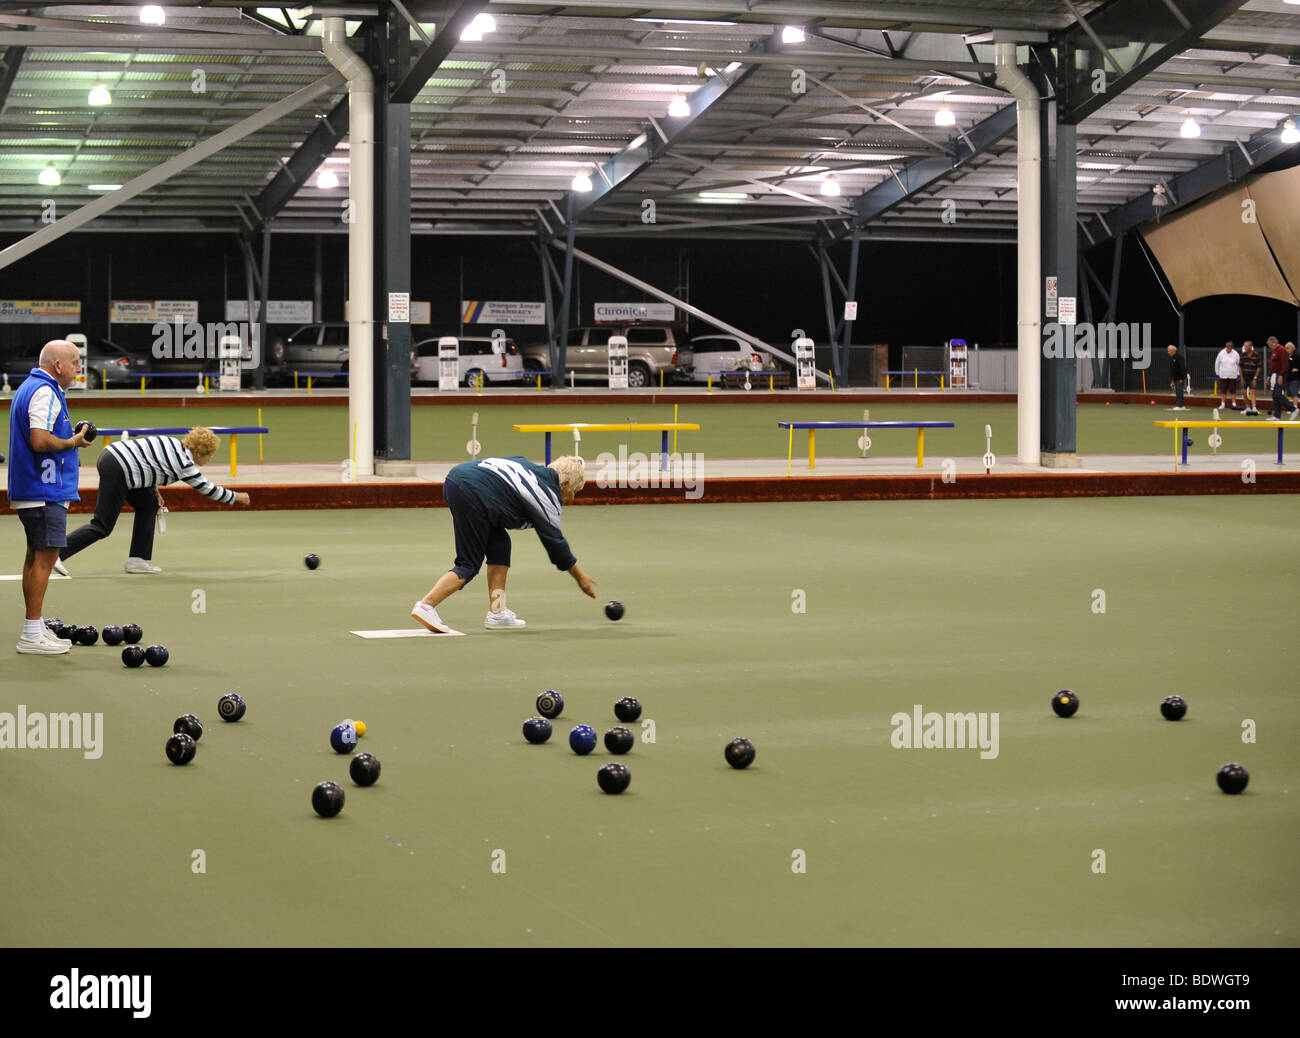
[778,420,955,474]
[1153,419,1295,468]
[97,425,269,477]
[513,422,700,470]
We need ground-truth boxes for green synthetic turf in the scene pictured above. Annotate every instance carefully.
[1,497,1295,947]
[4,399,1241,467]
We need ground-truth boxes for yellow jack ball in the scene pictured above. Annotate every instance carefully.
[354,720,366,737]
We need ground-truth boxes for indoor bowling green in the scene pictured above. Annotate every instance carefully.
[2,498,1295,947]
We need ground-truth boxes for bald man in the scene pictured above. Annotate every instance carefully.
[7,340,91,654]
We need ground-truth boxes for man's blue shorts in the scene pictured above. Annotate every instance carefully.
[17,503,68,551]
[443,476,512,583]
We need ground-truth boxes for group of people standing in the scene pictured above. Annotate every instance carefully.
[1210,338,1300,419]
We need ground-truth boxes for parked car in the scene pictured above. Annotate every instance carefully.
[84,337,152,386]
[267,322,349,379]
[520,323,689,388]
[411,335,527,386]
[679,335,780,383]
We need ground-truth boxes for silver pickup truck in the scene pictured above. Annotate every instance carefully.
[520,324,690,388]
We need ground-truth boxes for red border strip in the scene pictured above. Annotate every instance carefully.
[4,471,1296,514]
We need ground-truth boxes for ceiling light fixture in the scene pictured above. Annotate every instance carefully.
[821,174,840,197]
[461,13,495,41]
[38,162,61,187]
[572,169,593,192]
[1180,115,1201,138]
[935,104,956,127]
[1281,119,1300,144]
[88,80,112,106]
[668,93,690,118]
[317,169,339,189]
[782,26,805,44]
[140,5,165,26]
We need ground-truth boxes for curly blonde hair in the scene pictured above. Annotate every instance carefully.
[549,455,586,495]
[182,427,219,459]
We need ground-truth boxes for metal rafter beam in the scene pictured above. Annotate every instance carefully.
[389,0,490,105]
[0,43,24,114]
[1056,0,1253,125]
[558,30,782,220]
[250,95,350,230]
[1078,128,1299,246]
[844,101,1018,235]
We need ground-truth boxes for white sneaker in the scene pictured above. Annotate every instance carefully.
[125,557,162,573]
[52,558,70,577]
[484,608,527,630]
[17,629,71,655]
[1290,410,1299,421]
[411,601,453,634]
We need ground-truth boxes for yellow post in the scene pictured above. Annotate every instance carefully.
[101,370,107,390]
[660,369,664,388]
[536,374,542,391]
[787,425,793,477]
[809,428,816,469]
[1142,370,1147,394]
[258,407,264,463]
[204,376,210,394]
[140,376,146,395]
[829,373,835,392]
[768,374,774,391]
[230,434,238,477]
[673,403,678,455]
[940,375,945,391]
[294,371,299,394]
[885,374,891,392]
[707,374,712,393]
[914,368,918,389]
[917,428,925,468]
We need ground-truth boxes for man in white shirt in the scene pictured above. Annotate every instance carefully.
[1213,340,1241,410]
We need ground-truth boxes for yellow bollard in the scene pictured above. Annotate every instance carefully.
[830,373,835,392]
[673,403,678,455]
[707,375,712,393]
[809,428,816,468]
[101,370,107,390]
[940,375,945,392]
[294,371,299,394]
[140,376,146,396]
[230,434,238,477]
[660,369,664,388]
[787,424,793,477]
[916,428,925,468]
[768,374,774,391]
[914,368,919,389]
[308,375,313,395]
[885,374,891,392]
[1142,370,1147,394]
[258,407,264,463]
[536,374,542,391]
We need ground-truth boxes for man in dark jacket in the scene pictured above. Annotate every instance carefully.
[1239,340,1262,414]
[1167,344,1188,410]
[1267,336,1297,420]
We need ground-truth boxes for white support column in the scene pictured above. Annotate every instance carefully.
[323,17,375,476]
[995,42,1042,466]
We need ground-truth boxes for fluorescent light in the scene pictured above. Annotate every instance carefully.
[572,169,593,192]
[88,80,112,106]
[460,13,494,40]
[316,169,339,189]
[632,18,736,26]
[88,184,122,192]
[1282,119,1300,144]
[668,93,690,118]
[820,174,840,197]
[782,26,805,44]
[140,5,165,26]
[38,162,61,187]
[1180,115,1201,138]
[699,191,747,199]
[935,104,956,127]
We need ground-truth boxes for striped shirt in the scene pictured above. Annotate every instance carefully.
[104,436,237,505]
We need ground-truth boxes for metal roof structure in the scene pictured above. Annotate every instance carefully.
[0,0,1296,243]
